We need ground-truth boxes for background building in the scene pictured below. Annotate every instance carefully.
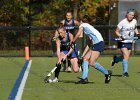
[109,0,140,50]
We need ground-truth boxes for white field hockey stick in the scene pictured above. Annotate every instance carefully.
[113,37,139,43]
[44,61,62,83]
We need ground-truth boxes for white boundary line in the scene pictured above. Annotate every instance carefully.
[15,60,32,100]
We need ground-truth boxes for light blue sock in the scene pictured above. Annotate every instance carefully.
[94,62,108,75]
[122,59,128,73]
[82,61,89,79]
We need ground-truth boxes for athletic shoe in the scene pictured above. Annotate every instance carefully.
[75,78,88,84]
[105,73,111,84]
[108,70,112,76]
[78,67,82,72]
[67,66,72,72]
[52,77,58,83]
[122,72,129,77]
[111,55,117,66]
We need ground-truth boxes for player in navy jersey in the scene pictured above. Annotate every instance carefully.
[55,11,79,72]
[52,26,79,83]
[111,9,140,77]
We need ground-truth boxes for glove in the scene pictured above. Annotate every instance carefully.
[119,36,125,41]
[70,41,75,48]
[56,63,61,68]
[71,41,75,45]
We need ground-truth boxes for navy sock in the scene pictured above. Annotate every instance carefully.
[115,55,123,63]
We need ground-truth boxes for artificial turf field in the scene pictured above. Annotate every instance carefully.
[0,57,140,100]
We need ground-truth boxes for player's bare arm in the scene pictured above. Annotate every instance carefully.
[56,39,61,63]
[115,27,121,37]
[81,45,90,58]
[74,20,80,26]
[73,27,83,42]
[135,27,140,35]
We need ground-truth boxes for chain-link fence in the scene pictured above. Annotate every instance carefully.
[0,25,140,57]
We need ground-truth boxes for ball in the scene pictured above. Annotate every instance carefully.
[47,79,53,83]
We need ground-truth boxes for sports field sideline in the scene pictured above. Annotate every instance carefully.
[0,57,140,100]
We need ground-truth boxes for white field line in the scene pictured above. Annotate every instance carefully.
[15,60,32,100]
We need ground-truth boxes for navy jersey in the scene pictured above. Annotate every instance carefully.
[64,18,75,33]
[60,33,70,51]
[59,33,78,58]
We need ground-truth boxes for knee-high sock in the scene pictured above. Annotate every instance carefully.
[115,55,123,63]
[82,61,89,79]
[94,62,108,75]
[55,64,61,78]
[63,60,66,70]
[122,59,128,73]
[68,59,71,67]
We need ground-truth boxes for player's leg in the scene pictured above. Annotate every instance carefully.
[89,51,111,83]
[75,50,91,84]
[121,48,131,77]
[90,42,111,83]
[90,51,108,75]
[111,54,123,66]
[53,52,65,82]
[70,44,81,72]
[67,58,72,72]
[111,42,123,66]
[62,60,67,71]
[70,57,79,73]
[53,63,61,82]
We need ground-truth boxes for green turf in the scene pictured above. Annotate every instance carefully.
[0,57,25,100]
[1,57,140,100]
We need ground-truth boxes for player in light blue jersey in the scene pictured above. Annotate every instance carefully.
[111,9,140,77]
[72,15,111,84]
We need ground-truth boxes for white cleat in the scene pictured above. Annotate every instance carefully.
[78,67,82,72]
[47,79,53,83]
[52,77,59,83]
[67,67,72,72]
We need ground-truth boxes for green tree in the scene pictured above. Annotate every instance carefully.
[0,0,28,26]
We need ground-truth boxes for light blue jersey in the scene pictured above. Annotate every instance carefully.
[79,23,104,44]
[118,18,137,43]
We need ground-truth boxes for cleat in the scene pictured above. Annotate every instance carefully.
[52,77,58,83]
[67,66,72,72]
[111,60,115,66]
[111,55,117,66]
[105,73,111,84]
[75,78,88,84]
[122,72,129,77]
[47,79,53,83]
[108,70,112,75]
[78,67,82,72]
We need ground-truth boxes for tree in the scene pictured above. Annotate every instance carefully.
[0,0,28,26]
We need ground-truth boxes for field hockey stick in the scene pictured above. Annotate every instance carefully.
[111,37,139,43]
[44,60,63,83]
